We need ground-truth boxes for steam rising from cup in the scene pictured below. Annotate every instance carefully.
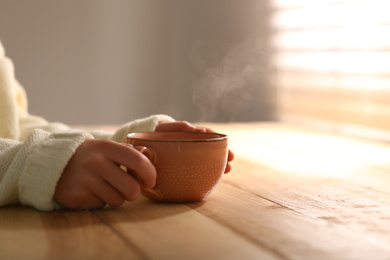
[190,36,268,121]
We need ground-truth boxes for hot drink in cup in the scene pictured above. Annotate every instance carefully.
[125,132,229,203]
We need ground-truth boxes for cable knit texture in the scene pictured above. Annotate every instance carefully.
[0,40,174,211]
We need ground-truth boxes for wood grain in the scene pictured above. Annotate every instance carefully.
[40,210,141,260]
[0,206,142,260]
[93,197,277,260]
[199,122,390,259]
[0,206,48,260]
[2,123,390,260]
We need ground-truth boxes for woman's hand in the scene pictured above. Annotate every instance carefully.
[54,139,156,209]
[155,121,234,173]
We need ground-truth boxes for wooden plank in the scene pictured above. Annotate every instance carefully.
[93,197,278,260]
[152,122,390,259]
[0,206,48,260]
[213,122,390,193]
[190,178,390,260]
[40,210,141,260]
[205,123,390,221]
[189,123,390,259]
[0,206,142,260]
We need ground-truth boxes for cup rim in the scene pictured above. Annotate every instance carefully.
[126,131,228,142]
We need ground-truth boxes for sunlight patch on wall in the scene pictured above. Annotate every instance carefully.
[270,0,390,136]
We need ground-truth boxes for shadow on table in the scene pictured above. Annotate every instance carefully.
[93,196,206,223]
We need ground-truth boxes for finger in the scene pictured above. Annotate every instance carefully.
[228,150,234,162]
[99,164,142,202]
[224,163,232,174]
[88,176,127,207]
[80,194,106,209]
[54,177,106,210]
[118,147,156,189]
[224,150,234,174]
[189,126,216,133]
[97,142,157,189]
[77,153,141,205]
[155,121,197,132]
[71,193,106,210]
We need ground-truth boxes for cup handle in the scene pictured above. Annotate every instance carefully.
[133,146,157,165]
[132,145,164,201]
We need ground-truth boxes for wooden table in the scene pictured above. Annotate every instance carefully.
[2,122,390,260]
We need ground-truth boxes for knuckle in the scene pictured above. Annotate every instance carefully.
[178,121,192,128]
[80,153,106,173]
[127,154,156,187]
[89,139,112,147]
[130,151,152,171]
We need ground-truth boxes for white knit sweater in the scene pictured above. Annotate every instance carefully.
[0,41,174,211]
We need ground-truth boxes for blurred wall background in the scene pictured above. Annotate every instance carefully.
[0,0,274,125]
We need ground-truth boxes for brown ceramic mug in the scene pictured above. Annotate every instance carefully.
[125,131,229,203]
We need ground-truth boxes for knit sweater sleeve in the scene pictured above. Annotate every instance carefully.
[0,40,176,211]
[11,114,174,211]
[109,114,175,142]
[0,129,93,211]
[19,113,175,142]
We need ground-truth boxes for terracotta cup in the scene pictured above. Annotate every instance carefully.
[125,131,229,203]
